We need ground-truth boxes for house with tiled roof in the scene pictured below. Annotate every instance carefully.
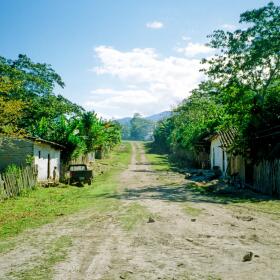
[209,129,246,184]
[0,136,64,182]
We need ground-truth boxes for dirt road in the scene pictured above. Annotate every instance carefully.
[1,142,280,279]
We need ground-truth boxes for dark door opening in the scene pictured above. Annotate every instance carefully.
[47,154,50,179]
[245,163,254,185]
[222,150,225,172]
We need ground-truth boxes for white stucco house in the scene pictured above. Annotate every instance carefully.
[0,136,64,182]
[209,130,245,181]
[210,134,228,175]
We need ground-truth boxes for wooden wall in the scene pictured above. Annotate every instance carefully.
[253,159,280,196]
[229,155,246,184]
[0,165,37,200]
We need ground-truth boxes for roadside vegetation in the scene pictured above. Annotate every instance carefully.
[153,2,279,163]
[0,54,121,162]
[0,142,131,250]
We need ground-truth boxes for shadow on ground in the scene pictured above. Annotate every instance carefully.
[106,181,278,205]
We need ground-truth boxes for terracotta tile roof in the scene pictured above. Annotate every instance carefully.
[26,136,65,149]
[219,129,237,148]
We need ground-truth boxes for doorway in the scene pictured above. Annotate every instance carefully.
[47,154,50,179]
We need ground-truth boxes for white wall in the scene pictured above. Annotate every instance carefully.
[210,136,228,175]
[33,143,61,181]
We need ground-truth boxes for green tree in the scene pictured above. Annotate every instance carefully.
[0,77,25,134]
[203,2,280,157]
[0,54,121,161]
[130,113,154,141]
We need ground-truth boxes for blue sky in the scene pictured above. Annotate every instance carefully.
[0,0,278,118]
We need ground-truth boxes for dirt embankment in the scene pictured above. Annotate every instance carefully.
[1,141,280,280]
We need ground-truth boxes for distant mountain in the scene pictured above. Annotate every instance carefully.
[146,111,172,122]
[117,111,171,125]
[116,117,132,125]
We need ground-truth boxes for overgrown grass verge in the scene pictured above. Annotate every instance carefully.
[9,235,72,280]
[119,202,152,231]
[0,142,131,250]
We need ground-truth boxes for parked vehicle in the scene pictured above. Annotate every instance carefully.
[67,164,93,186]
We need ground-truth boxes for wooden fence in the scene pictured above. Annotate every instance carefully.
[253,159,280,196]
[0,166,37,200]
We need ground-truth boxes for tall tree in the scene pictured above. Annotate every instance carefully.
[203,2,280,157]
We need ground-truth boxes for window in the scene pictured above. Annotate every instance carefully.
[38,151,41,159]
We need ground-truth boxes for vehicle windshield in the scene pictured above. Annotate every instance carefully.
[69,165,86,171]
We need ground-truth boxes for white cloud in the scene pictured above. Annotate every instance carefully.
[146,21,164,29]
[221,24,236,31]
[182,35,191,41]
[86,45,208,118]
[175,42,213,57]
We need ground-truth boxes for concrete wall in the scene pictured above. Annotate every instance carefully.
[210,136,228,175]
[0,138,33,171]
[33,143,61,181]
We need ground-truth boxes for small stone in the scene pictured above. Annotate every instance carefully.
[243,251,253,262]
[147,217,155,223]
[191,218,196,222]
[254,254,260,258]
[236,215,254,221]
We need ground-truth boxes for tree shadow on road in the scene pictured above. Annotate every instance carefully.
[107,182,278,205]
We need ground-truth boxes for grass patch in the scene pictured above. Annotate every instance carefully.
[0,142,131,251]
[182,203,203,217]
[119,202,152,231]
[9,235,72,280]
[145,153,171,172]
[207,276,222,280]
